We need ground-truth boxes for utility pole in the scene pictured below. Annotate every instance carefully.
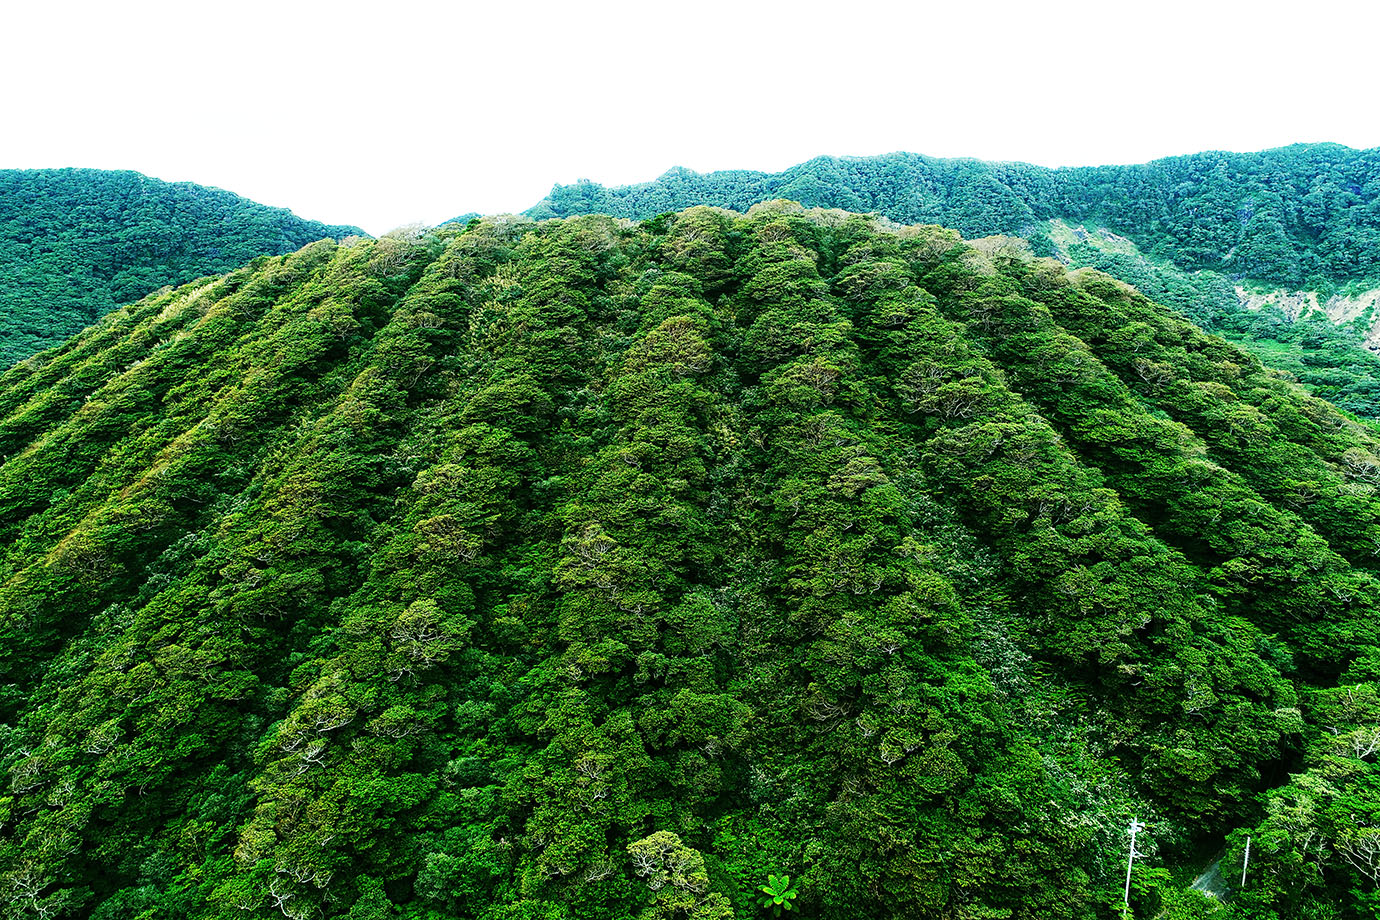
[1240,835,1251,889]
[1124,816,1146,920]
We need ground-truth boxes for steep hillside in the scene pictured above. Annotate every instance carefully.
[1,207,1378,919]
[1041,216,1380,420]
[0,169,362,368]
[522,146,1380,418]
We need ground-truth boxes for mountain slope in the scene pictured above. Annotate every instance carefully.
[0,169,363,368]
[1,209,1378,919]
[523,146,1380,419]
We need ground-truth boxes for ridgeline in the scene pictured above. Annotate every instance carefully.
[0,169,362,367]
[522,146,1380,419]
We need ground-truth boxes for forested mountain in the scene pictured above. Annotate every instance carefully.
[3,205,1380,918]
[523,145,1380,418]
[529,146,1380,285]
[0,169,362,367]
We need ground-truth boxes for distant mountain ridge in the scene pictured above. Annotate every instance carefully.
[0,168,363,367]
[517,145,1380,418]
[527,145,1380,286]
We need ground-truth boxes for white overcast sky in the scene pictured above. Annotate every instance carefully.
[4,0,1378,236]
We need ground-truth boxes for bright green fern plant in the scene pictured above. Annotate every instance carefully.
[759,874,798,915]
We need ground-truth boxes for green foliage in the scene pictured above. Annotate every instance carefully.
[521,145,1380,419]
[757,874,797,914]
[0,168,362,368]
[527,146,1380,289]
[3,209,1380,918]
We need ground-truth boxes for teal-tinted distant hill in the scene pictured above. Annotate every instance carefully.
[520,146,1380,417]
[527,146,1380,286]
[0,169,363,367]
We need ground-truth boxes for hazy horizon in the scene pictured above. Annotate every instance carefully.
[6,0,1378,235]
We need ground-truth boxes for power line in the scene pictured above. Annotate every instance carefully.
[1124,816,1147,920]
[1241,835,1251,890]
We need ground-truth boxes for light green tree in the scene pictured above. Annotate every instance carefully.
[627,832,733,920]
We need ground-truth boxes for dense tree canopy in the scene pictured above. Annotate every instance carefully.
[520,146,1380,418]
[0,169,362,368]
[1,207,1378,918]
[527,146,1380,288]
